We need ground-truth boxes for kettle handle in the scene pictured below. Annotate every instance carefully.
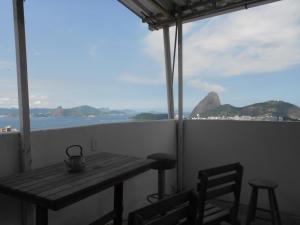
[66,145,83,157]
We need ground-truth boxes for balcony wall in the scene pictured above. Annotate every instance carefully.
[2,119,300,224]
[0,132,22,225]
[183,120,300,221]
[0,120,177,225]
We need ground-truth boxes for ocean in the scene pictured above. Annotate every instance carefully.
[0,115,131,131]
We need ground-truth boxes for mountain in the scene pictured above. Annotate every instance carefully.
[190,92,221,117]
[131,113,168,120]
[190,92,300,120]
[0,106,135,118]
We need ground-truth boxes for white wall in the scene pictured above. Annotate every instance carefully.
[0,132,22,225]
[0,120,177,225]
[2,119,300,224]
[184,120,300,217]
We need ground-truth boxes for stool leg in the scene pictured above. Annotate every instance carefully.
[268,189,278,225]
[246,187,258,225]
[270,189,282,225]
[158,170,165,200]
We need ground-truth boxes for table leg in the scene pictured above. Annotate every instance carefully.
[36,205,48,225]
[114,182,123,225]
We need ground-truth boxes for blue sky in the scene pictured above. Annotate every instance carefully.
[0,0,300,112]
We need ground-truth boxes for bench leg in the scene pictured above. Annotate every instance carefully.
[36,205,48,225]
[114,182,123,225]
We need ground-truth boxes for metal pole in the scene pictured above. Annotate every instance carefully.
[163,26,175,119]
[13,0,31,172]
[177,20,184,191]
[12,0,33,224]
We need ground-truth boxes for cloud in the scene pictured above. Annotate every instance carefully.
[0,75,49,108]
[29,95,49,107]
[0,93,49,108]
[119,73,164,85]
[0,97,17,107]
[188,79,225,93]
[143,0,300,77]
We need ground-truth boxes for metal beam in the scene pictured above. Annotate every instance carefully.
[177,20,184,191]
[13,0,31,172]
[12,0,33,224]
[163,26,174,119]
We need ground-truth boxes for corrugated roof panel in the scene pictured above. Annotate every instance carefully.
[119,0,280,30]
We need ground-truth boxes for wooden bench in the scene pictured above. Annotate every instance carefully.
[197,163,244,225]
[128,190,198,225]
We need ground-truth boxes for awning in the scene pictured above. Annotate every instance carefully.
[118,0,280,30]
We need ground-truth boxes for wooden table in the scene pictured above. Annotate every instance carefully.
[0,152,154,225]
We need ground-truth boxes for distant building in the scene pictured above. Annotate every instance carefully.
[0,126,18,133]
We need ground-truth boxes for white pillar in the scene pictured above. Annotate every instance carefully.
[177,20,184,191]
[12,0,33,224]
[163,26,175,119]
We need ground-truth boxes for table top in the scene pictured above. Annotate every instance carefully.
[0,152,154,210]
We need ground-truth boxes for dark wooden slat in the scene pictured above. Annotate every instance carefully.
[13,154,126,190]
[50,161,153,210]
[206,184,235,200]
[198,163,240,178]
[205,203,214,210]
[31,158,133,195]
[89,210,115,225]
[0,152,110,184]
[255,216,272,221]
[47,159,150,200]
[129,190,197,225]
[202,209,229,224]
[147,207,188,225]
[17,155,130,193]
[0,152,154,211]
[204,206,223,217]
[207,173,237,188]
[42,158,144,198]
[134,191,192,220]
[13,153,118,186]
[0,152,115,186]
[24,157,131,195]
[257,207,271,212]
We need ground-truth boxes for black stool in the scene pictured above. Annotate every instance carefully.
[246,179,282,225]
[147,153,176,202]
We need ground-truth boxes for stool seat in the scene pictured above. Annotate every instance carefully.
[248,179,278,189]
[147,153,176,170]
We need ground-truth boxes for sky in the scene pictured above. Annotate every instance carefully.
[0,0,300,112]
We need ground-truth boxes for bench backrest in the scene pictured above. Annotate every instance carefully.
[197,163,243,224]
[128,190,198,225]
